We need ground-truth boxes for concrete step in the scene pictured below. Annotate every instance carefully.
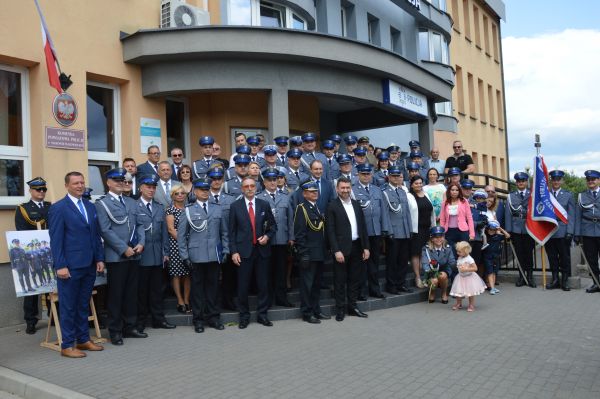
[497,271,581,289]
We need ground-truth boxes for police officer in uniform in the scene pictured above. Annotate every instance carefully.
[421,226,455,302]
[14,177,51,334]
[193,136,220,180]
[95,168,147,345]
[322,139,340,181]
[10,240,34,294]
[178,178,229,333]
[294,181,329,324]
[258,168,294,307]
[343,135,358,156]
[546,170,575,291]
[226,145,251,180]
[285,149,309,191]
[335,154,358,186]
[224,154,251,196]
[274,136,289,167]
[353,164,390,299]
[504,172,536,287]
[575,170,600,293]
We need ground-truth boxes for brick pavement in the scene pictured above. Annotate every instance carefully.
[1,284,599,399]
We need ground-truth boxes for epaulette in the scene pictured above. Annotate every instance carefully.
[98,195,106,200]
[185,203,195,207]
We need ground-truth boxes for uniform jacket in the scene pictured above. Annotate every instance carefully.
[192,158,220,180]
[95,194,145,263]
[421,243,456,276]
[209,191,237,225]
[49,195,104,270]
[381,184,413,239]
[548,188,575,238]
[351,183,391,236]
[15,200,51,231]
[439,199,475,237]
[293,200,327,262]
[300,151,328,177]
[323,157,340,181]
[223,176,243,196]
[258,190,294,245]
[136,199,169,266]
[326,198,370,257]
[9,246,28,270]
[504,190,530,234]
[373,169,389,187]
[228,197,276,258]
[285,167,309,191]
[575,190,600,237]
[177,201,229,263]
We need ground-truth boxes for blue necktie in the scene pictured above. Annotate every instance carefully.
[77,199,88,223]
[202,203,208,214]
[119,196,125,207]
[316,180,321,193]
[146,202,152,213]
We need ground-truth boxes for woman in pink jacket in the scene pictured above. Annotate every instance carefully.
[440,183,475,258]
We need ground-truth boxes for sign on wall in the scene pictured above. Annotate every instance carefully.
[382,79,428,117]
[140,117,161,153]
[45,127,85,150]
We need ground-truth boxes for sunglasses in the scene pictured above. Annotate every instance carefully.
[174,192,186,196]
[453,146,462,149]
[124,181,132,185]
[172,154,183,158]
[33,187,47,192]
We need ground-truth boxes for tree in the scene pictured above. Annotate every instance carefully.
[562,171,587,198]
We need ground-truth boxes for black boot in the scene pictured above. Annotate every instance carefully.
[515,273,525,287]
[527,271,537,288]
[546,273,560,289]
[561,274,570,291]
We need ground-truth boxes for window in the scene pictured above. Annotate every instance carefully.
[482,154,489,174]
[0,64,30,203]
[435,101,452,116]
[483,15,490,55]
[340,7,347,36]
[166,98,189,158]
[500,158,505,179]
[491,23,500,61]
[341,1,355,38]
[478,78,486,122]
[390,27,402,54]
[462,0,470,40]
[228,0,252,25]
[292,13,306,30]
[367,14,380,46]
[467,73,475,117]
[496,89,504,129]
[487,84,495,126]
[451,0,459,31]
[492,155,498,177]
[455,65,465,114]
[228,0,308,30]
[430,0,446,11]
[419,29,449,64]
[473,5,481,48]
[260,2,285,27]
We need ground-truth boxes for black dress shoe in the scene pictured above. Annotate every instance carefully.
[515,275,525,287]
[586,284,600,293]
[153,321,176,329]
[335,312,345,322]
[386,287,399,295]
[194,325,204,333]
[123,329,148,338]
[303,315,321,324]
[239,320,249,329]
[257,317,273,327]
[209,321,225,330]
[370,292,385,299]
[357,295,368,301]
[176,304,186,314]
[110,334,124,345]
[398,285,413,293]
[348,307,368,318]
[275,300,295,308]
[561,275,570,291]
[25,324,36,335]
[314,312,331,320]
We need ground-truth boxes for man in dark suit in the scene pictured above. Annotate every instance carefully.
[136,145,161,178]
[14,177,51,334]
[229,177,276,329]
[326,177,370,321]
[293,160,334,214]
[170,147,185,180]
[48,171,105,358]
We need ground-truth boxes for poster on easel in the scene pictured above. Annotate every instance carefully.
[5,230,107,298]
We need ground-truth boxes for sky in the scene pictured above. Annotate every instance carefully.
[500,0,600,176]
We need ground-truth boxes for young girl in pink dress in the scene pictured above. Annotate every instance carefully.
[450,241,487,312]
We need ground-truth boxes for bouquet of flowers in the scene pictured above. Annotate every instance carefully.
[423,259,440,302]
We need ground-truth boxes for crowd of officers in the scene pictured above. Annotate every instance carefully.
[14,132,600,342]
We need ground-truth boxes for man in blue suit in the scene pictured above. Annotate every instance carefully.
[136,145,161,178]
[48,171,105,358]
[293,160,334,215]
[229,177,277,329]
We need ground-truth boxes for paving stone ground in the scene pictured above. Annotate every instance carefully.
[1,284,599,399]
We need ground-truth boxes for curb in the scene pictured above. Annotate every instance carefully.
[0,366,93,399]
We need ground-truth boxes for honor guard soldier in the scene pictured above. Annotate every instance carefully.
[343,135,358,155]
[274,136,289,166]
[293,181,329,324]
[504,172,536,287]
[193,136,219,180]
[178,178,230,333]
[226,145,251,179]
[387,145,401,167]
[259,168,294,307]
[329,134,342,158]
[322,139,340,181]
[545,170,575,291]
[575,169,600,293]
[300,132,328,175]
[246,136,266,167]
[224,154,251,196]
[382,166,414,294]
[374,151,390,187]
[95,168,147,345]
[353,164,390,299]
[14,177,51,334]
[285,148,309,190]
[135,175,175,332]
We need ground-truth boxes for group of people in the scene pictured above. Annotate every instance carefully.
[15,132,600,359]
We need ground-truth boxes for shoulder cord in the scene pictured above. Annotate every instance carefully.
[382,190,402,213]
[185,207,208,233]
[98,199,129,226]
[578,193,594,209]
[300,157,311,171]
[18,205,46,228]
[193,160,200,179]
[297,203,323,232]
[507,192,523,212]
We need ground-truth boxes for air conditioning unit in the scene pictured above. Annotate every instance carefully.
[160,0,210,28]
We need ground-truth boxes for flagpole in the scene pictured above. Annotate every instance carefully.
[534,134,547,290]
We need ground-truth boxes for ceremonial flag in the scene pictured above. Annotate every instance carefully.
[525,155,568,245]
[34,0,62,93]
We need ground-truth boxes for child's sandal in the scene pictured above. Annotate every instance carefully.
[467,304,475,312]
[452,303,462,311]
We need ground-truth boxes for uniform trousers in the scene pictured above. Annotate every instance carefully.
[582,236,600,280]
[23,295,39,326]
[545,237,571,276]
[385,238,410,291]
[16,268,32,293]
[237,247,269,321]
[190,261,220,326]
[56,265,96,349]
[512,233,535,274]
[269,245,288,306]
[298,260,322,317]
[137,265,167,329]
[220,259,237,308]
[106,260,139,335]
[334,240,364,311]
[362,236,383,296]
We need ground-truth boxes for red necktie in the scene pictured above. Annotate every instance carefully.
[249,201,256,245]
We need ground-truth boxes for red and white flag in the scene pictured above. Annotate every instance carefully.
[34,0,62,93]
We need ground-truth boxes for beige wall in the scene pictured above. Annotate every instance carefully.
[440,0,508,189]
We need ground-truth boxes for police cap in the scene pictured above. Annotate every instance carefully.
[26,177,47,188]
[460,179,475,189]
[301,180,319,191]
[274,136,289,145]
[322,140,335,150]
[234,154,251,165]
[407,162,420,171]
[430,226,445,237]
[263,145,277,156]
[447,167,461,176]
[246,136,260,146]
[139,175,159,186]
[353,146,367,156]
[199,136,214,146]
[236,145,251,155]
[388,166,403,176]
[192,178,211,190]
[357,163,373,173]
[584,170,600,179]
[549,170,565,179]
[344,135,358,145]
[329,134,342,144]
[105,168,127,181]
[377,151,390,161]
[387,145,400,153]
[514,172,529,181]
[286,148,303,159]
[261,168,279,179]
[337,154,352,164]
[207,168,224,179]
[409,140,421,148]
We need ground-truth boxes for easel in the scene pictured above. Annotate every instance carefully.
[40,289,106,351]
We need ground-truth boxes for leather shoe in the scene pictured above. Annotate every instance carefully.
[586,284,600,293]
[370,292,385,299]
[257,317,273,327]
[110,333,123,345]
[61,347,86,358]
[208,321,225,330]
[515,275,525,287]
[314,312,331,320]
[335,312,345,322]
[123,329,148,338]
[76,341,104,351]
[194,325,204,333]
[303,315,321,324]
[238,320,249,329]
[348,307,368,318]
[153,321,176,329]
[275,300,294,308]
[25,324,36,335]
[398,285,413,293]
[386,287,399,295]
